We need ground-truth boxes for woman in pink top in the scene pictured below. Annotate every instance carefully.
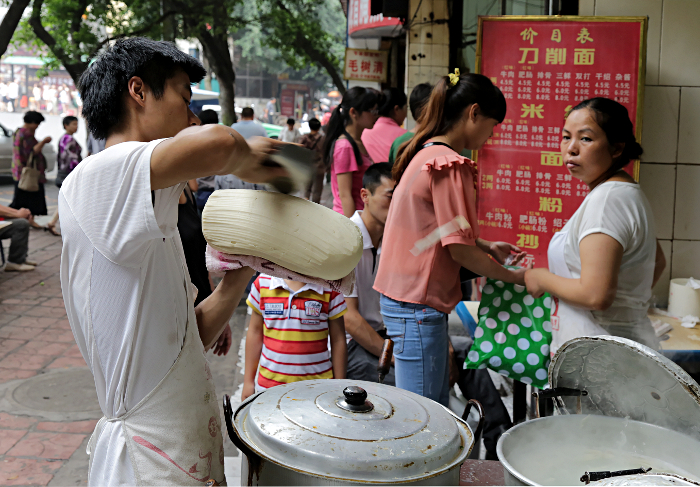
[361,88,408,163]
[322,87,380,217]
[373,73,529,406]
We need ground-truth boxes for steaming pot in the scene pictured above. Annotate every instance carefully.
[223,379,483,485]
[497,336,700,486]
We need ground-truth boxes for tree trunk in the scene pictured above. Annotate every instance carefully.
[198,29,237,125]
[0,0,32,57]
[29,0,88,84]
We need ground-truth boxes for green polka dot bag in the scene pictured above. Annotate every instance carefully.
[464,276,553,389]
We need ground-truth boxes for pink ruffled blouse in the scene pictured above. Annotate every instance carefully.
[373,144,480,313]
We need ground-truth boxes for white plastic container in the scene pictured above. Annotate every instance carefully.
[669,278,700,318]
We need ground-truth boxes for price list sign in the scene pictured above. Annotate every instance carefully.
[475,16,647,266]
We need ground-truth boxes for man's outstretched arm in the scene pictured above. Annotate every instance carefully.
[150,125,287,191]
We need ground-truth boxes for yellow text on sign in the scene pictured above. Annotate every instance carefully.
[541,152,563,167]
[516,234,539,249]
[539,197,563,213]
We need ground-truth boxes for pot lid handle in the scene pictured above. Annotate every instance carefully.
[336,386,374,413]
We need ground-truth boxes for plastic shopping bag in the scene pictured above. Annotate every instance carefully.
[464,275,553,389]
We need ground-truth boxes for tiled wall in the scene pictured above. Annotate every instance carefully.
[404,0,451,129]
[579,0,700,307]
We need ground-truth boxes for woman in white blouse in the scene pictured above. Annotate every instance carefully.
[525,98,666,355]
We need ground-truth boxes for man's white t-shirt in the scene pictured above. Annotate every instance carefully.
[563,181,657,331]
[59,140,190,485]
[345,211,384,342]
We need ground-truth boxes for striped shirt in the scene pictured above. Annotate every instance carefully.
[246,275,347,391]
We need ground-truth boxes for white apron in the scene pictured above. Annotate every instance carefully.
[548,229,609,356]
[87,240,225,486]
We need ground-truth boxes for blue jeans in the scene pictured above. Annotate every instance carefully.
[380,295,450,406]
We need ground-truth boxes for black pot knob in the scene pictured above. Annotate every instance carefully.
[343,386,368,406]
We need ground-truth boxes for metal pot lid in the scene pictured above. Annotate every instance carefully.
[233,379,472,482]
[550,336,700,440]
[589,473,700,486]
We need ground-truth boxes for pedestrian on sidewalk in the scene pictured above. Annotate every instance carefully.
[299,118,325,203]
[0,204,37,271]
[193,109,221,213]
[279,118,301,143]
[265,97,276,124]
[46,116,82,236]
[361,87,408,163]
[242,275,348,400]
[388,83,433,165]
[323,87,380,217]
[86,131,106,156]
[10,111,52,226]
[59,37,289,486]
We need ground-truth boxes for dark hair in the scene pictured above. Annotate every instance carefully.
[286,118,295,126]
[394,74,506,182]
[409,83,433,121]
[198,109,218,125]
[62,115,78,128]
[241,107,255,119]
[78,37,206,139]
[322,86,381,171]
[24,111,45,124]
[362,162,394,194]
[308,118,321,131]
[569,97,643,171]
[379,88,407,118]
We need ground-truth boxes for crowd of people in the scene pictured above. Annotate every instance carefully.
[0,79,81,115]
[0,36,664,485]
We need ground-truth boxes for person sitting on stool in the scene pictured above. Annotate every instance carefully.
[344,163,396,385]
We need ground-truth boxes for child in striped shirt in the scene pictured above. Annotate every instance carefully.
[242,274,348,400]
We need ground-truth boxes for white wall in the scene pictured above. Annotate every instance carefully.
[580,0,700,307]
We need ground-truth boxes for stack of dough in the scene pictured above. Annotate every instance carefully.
[202,190,363,281]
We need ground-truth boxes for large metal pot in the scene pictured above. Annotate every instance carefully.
[496,336,700,486]
[223,379,483,485]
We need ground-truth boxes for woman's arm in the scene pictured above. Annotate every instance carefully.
[242,312,264,401]
[329,316,348,379]
[652,240,666,288]
[336,172,356,218]
[33,137,51,154]
[448,243,528,284]
[524,233,623,310]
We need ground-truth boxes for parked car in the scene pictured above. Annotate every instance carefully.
[0,121,56,177]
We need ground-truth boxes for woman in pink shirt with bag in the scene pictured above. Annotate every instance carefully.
[373,72,529,406]
[322,87,380,217]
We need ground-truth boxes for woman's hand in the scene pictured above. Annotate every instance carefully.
[524,268,550,298]
[42,136,52,144]
[487,241,526,265]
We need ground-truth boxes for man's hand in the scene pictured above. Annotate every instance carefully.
[16,208,31,219]
[211,325,232,356]
[232,136,289,184]
[42,136,52,144]
[241,382,255,401]
[488,241,526,265]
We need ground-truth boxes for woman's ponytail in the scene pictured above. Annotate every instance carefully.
[392,73,506,183]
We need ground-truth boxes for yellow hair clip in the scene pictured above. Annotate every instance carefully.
[448,68,460,86]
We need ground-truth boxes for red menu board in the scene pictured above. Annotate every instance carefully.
[475,16,647,267]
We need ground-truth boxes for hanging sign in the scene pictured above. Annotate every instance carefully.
[474,16,647,267]
[343,48,389,83]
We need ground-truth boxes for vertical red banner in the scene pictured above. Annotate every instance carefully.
[475,17,647,267]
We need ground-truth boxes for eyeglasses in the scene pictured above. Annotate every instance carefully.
[369,109,379,116]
